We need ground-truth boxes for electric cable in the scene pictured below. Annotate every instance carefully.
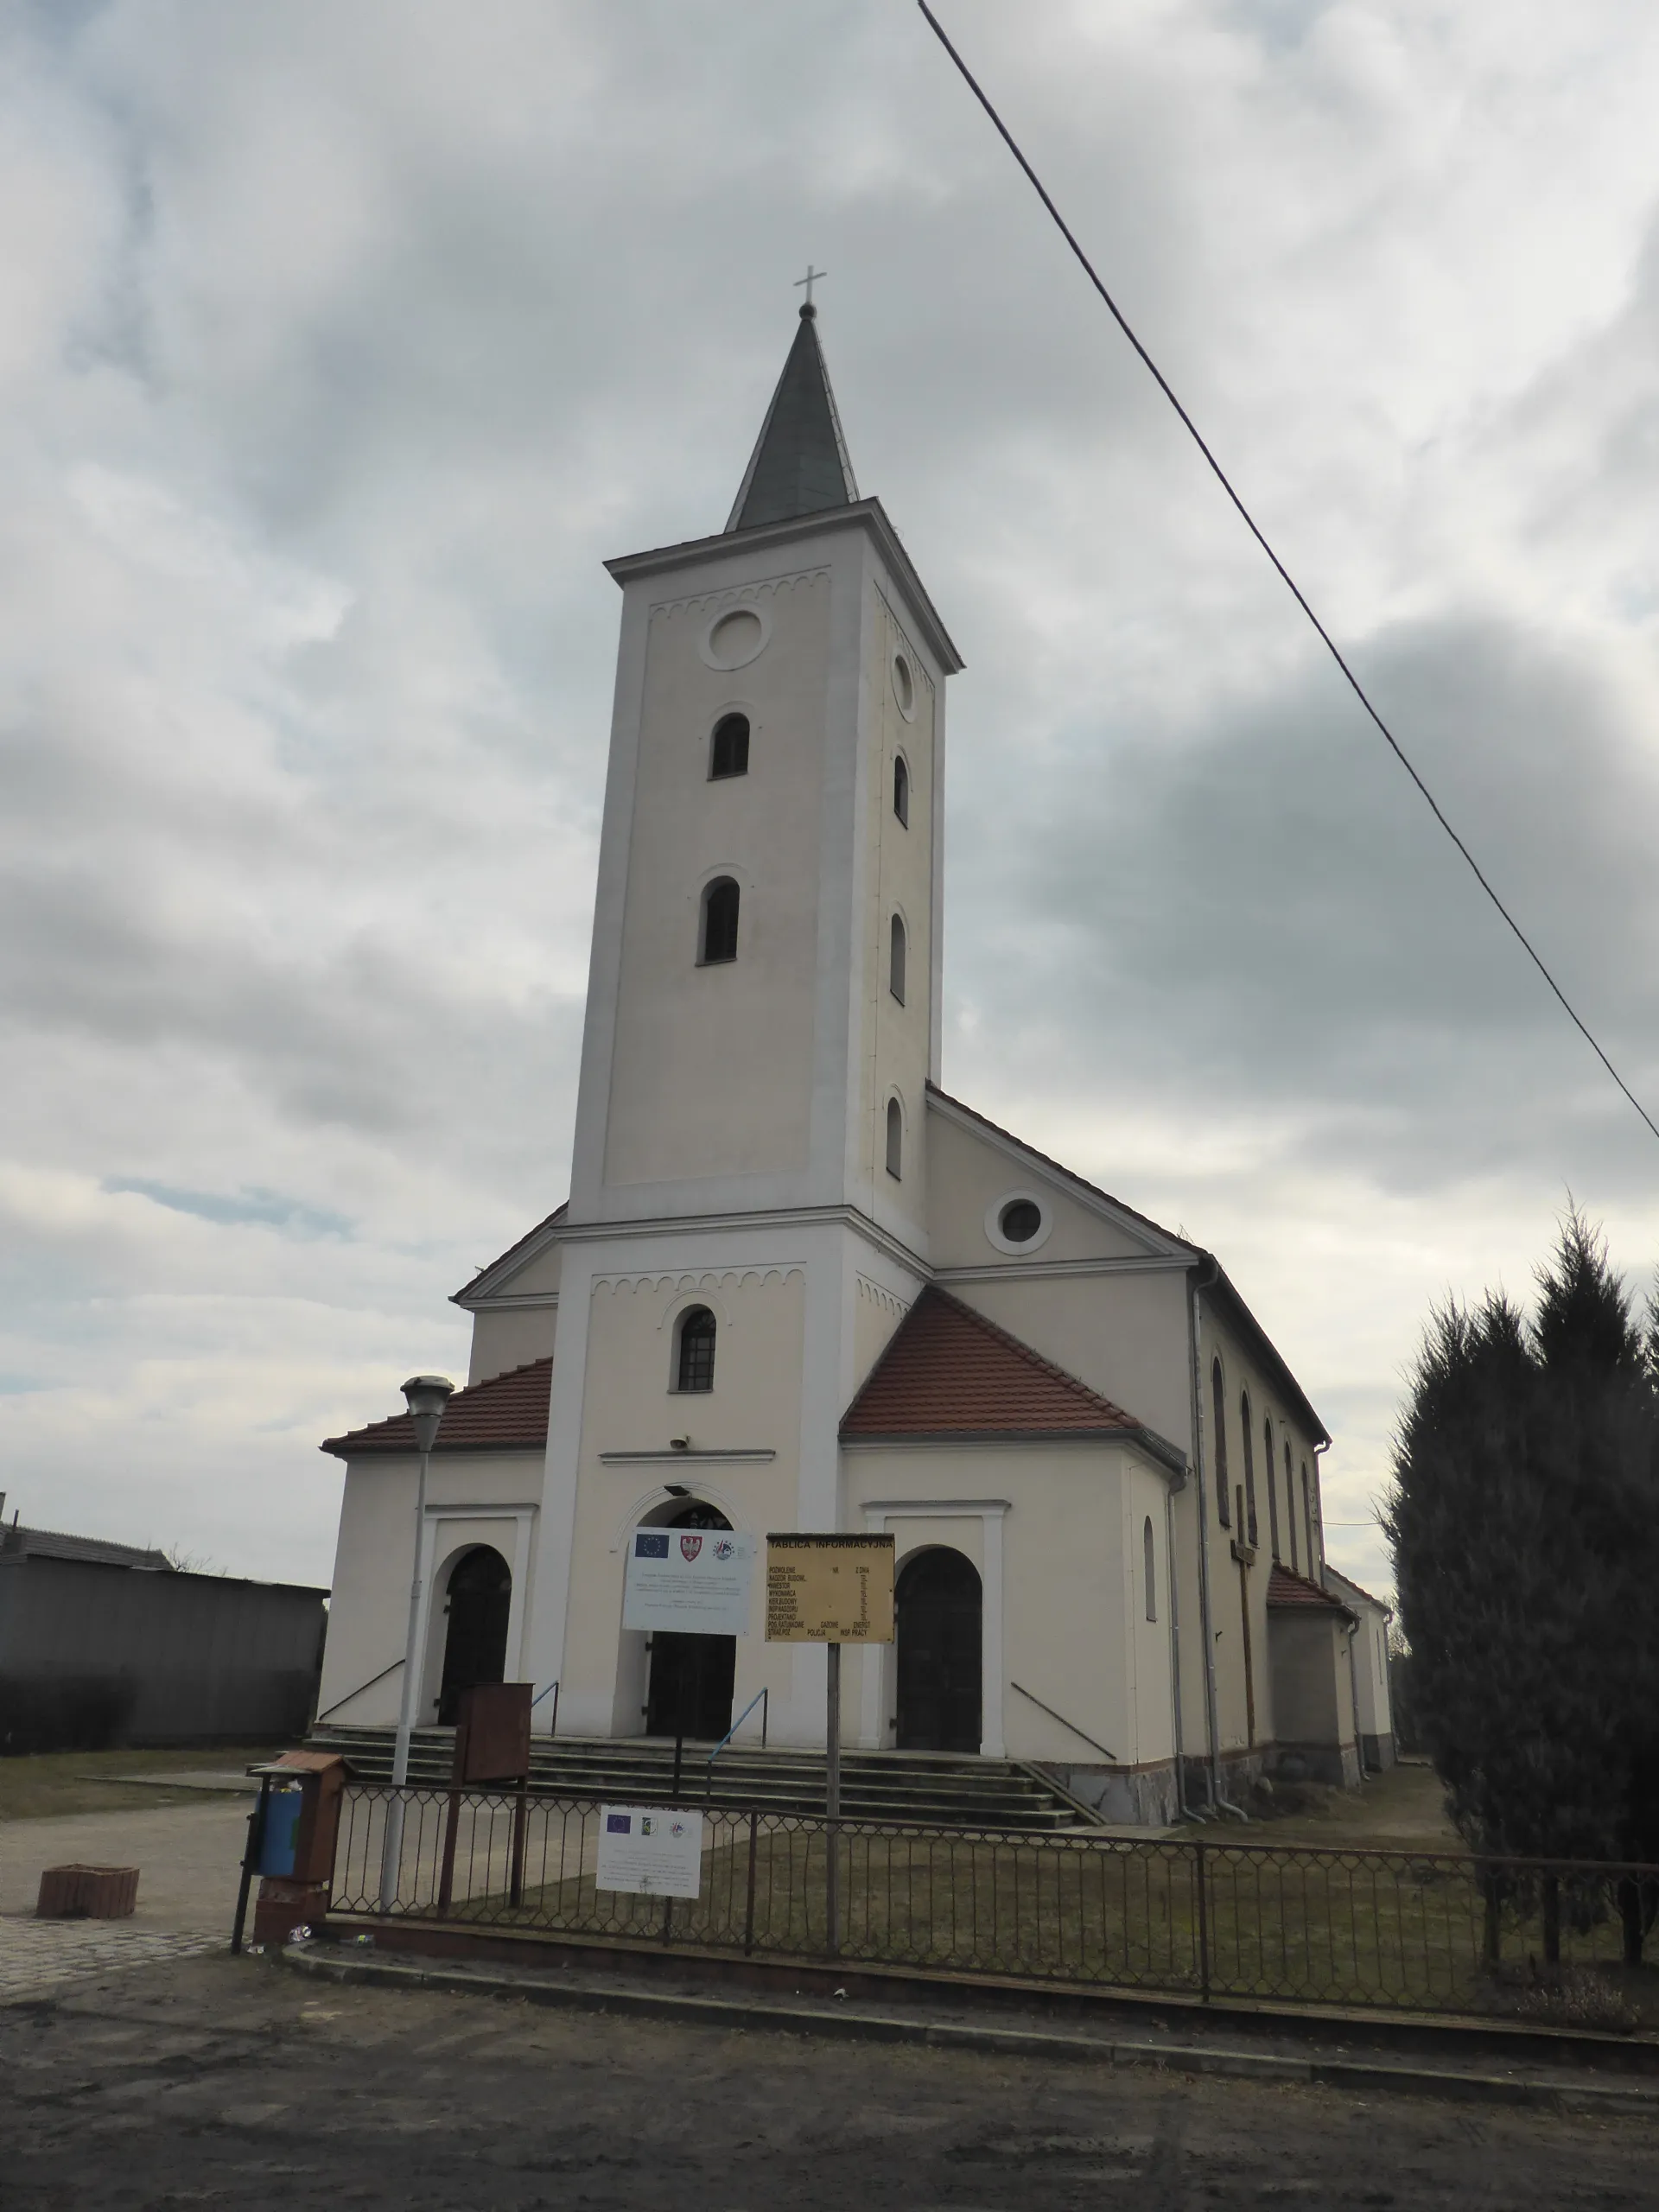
[918,0,1659,1147]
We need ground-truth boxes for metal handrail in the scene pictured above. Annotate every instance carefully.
[707,1686,768,1764]
[314,1658,404,1726]
[530,1681,560,1737]
[1010,1680,1116,1763]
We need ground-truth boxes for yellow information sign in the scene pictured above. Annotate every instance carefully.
[766,1534,895,1644]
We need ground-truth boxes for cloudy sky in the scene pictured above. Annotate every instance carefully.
[4,0,1659,1600]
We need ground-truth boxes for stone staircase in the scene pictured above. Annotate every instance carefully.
[306,1724,1099,1833]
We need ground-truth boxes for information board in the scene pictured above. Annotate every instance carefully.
[594,1805,705,1898]
[766,1533,895,1643]
[622,1529,755,1637]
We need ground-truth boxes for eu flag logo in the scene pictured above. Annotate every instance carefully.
[634,1532,670,1558]
[606,1814,631,1834]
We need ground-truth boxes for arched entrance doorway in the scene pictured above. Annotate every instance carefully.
[645,1502,736,1741]
[895,1548,982,1753]
[437,1545,512,1725]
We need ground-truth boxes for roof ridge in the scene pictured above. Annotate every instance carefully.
[453,1202,568,1304]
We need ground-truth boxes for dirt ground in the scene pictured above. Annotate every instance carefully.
[3,1949,1656,2210]
[0,1746,270,1823]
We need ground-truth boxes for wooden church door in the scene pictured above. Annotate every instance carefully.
[437,1545,512,1724]
[895,1548,982,1753]
[645,1502,737,1740]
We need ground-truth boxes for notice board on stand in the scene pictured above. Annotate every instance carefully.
[765,1534,895,1643]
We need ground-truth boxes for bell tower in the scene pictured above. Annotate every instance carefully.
[526,303,961,1740]
[565,300,961,1246]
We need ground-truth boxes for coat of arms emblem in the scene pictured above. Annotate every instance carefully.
[679,1534,702,1561]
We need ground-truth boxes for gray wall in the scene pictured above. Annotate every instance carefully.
[0,1557,327,1752]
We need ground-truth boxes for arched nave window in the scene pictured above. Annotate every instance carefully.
[1285,1441,1299,1573]
[675,1306,716,1394]
[709,712,750,779]
[1143,1516,1157,1622]
[700,877,740,965]
[885,1096,903,1179]
[889,913,906,1005]
[1211,1359,1230,1528]
[1240,1391,1259,1549]
[893,754,910,826]
[1265,1415,1280,1561]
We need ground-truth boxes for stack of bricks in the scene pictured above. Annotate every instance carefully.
[36,1865,140,1919]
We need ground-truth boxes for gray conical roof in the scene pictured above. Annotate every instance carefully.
[725,304,859,533]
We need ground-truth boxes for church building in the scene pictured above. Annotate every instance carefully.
[317,302,1387,1822]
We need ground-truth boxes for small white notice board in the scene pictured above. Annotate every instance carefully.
[595,1805,705,1898]
[622,1528,755,1637]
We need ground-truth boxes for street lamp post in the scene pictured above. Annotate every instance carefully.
[378,1372,454,1911]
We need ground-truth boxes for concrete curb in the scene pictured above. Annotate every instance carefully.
[279,1943,1659,2118]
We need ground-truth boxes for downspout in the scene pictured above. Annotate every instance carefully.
[1164,1470,1187,1821]
[1188,1258,1245,1817]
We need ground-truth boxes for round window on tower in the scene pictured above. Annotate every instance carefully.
[891,652,916,721]
[700,602,770,671]
[984,1190,1052,1255]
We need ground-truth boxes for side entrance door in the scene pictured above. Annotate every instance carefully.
[895,1548,982,1753]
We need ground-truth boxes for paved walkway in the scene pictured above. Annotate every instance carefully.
[0,1798,250,2003]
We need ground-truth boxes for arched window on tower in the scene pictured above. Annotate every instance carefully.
[675,1306,716,1394]
[885,1096,903,1179]
[889,913,906,1005]
[1240,1390,1258,1548]
[1211,1358,1230,1528]
[700,877,739,964]
[1265,1415,1280,1561]
[893,754,910,826]
[709,713,749,779]
[1285,1440,1299,1573]
[1143,1516,1157,1621]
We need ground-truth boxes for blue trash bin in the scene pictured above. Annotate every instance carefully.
[257,1784,303,1877]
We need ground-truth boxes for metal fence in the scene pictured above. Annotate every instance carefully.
[327,1782,1659,2025]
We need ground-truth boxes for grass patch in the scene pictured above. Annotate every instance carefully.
[0,1745,275,1822]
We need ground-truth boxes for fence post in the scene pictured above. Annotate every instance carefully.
[1193,1835,1210,2005]
[744,1809,760,1955]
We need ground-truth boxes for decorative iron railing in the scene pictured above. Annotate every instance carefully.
[326,1782,1659,2026]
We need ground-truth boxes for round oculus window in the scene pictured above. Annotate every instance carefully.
[891,652,916,720]
[702,605,767,671]
[998,1198,1043,1244]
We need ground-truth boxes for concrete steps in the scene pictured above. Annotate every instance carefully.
[306,1724,1095,1833]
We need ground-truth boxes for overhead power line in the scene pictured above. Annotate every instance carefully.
[917,1,1659,1148]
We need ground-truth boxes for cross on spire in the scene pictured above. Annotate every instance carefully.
[794,264,828,308]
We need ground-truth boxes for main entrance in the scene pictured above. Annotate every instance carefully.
[895,1547,982,1753]
[437,1545,512,1725]
[645,1502,736,1740]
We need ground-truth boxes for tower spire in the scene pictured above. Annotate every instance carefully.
[725,296,858,533]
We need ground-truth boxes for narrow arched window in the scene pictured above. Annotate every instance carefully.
[1211,1358,1230,1528]
[1265,1416,1280,1562]
[700,877,739,964]
[709,712,749,779]
[893,755,910,826]
[889,913,906,1005]
[885,1096,903,1179]
[1143,1516,1157,1622]
[1240,1390,1258,1548]
[676,1306,716,1393]
[1285,1440,1299,1573]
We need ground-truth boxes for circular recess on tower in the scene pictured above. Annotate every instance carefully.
[891,651,917,720]
[701,602,769,671]
[984,1190,1053,1255]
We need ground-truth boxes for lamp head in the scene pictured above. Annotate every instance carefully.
[401,1373,455,1455]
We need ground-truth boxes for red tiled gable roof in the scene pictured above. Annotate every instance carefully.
[841,1287,1174,1453]
[1268,1564,1351,1615]
[321,1358,552,1459]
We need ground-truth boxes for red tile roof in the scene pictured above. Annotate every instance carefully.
[840,1287,1175,1454]
[1268,1563,1351,1614]
[321,1358,552,1459]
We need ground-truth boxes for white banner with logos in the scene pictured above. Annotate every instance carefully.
[622,1528,755,1637]
[594,1805,705,1898]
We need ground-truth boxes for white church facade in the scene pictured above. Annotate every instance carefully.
[317,303,1390,1823]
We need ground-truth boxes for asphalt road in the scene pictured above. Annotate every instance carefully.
[3,1951,1656,2209]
